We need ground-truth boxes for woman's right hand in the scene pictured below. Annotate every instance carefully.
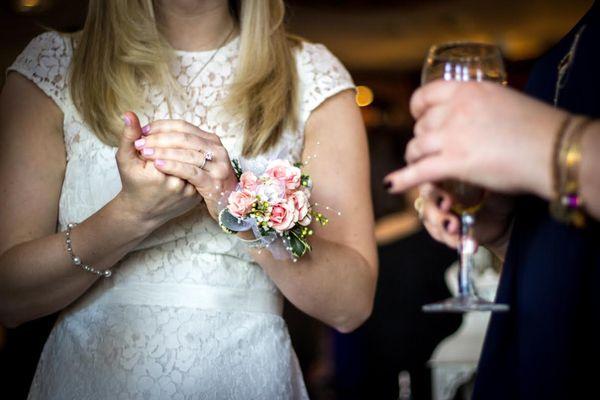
[419,183,515,258]
[115,112,201,227]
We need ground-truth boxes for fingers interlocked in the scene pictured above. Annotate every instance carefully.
[133,119,238,209]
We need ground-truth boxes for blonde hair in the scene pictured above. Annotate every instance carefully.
[70,0,298,157]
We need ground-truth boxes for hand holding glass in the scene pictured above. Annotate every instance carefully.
[420,42,510,313]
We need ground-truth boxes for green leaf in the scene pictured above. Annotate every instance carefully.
[231,159,243,181]
[289,231,311,258]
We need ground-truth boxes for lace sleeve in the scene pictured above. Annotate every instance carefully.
[296,42,356,130]
[6,31,72,113]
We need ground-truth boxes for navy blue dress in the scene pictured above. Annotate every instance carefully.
[473,3,600,399]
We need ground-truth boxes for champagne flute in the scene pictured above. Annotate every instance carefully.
[421,42,509,313]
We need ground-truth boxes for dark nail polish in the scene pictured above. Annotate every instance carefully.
[383,181,392,190]
[436,196,444,207]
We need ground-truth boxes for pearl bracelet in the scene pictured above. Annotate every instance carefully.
[65,223,112,278]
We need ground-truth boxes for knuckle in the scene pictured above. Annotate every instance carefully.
[183,133,197,145]
[150,148,162,158]
[211,133,223,144]
[410,138,421,153]
[414,120,425,136]
[422,114,438,132]
[163,148,177,159]
[166,177,183,192]
[422,133,438,150]
[216,147,229,159]
[147,134,163,147]
[419,115,431,131]
[405,141,418,162]
[214,165,230,180]
[187,149,200,163]
[198,138,211,150]
[457,83,482,110]
[175,120,188,131]
[148,121,163,133]
[421,88,433,107]
[185,185,197,197]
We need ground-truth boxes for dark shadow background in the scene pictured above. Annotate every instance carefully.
[0,0,592,399]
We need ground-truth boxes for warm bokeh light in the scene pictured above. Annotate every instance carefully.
[355,85,374,107]
[12,0,46,13]
[20,0,41,7]
[501,32,545,60]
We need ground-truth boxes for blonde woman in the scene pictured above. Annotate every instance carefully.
[0,0,377,398]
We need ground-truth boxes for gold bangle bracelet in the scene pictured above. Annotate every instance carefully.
[549,115,590,227]
[550,116,573,199]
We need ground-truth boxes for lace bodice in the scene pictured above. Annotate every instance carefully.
[8,31,354,400]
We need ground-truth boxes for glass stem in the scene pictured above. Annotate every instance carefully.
[458,212,476,297]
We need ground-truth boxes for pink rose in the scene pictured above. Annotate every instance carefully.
[269,199,299,232]
[265,160,302,192]
[227,189,257,218]
[290,190,310,222]
[239,171,258,191]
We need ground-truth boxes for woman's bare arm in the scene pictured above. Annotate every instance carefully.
[0,75,198,327]
[250,91,378,333]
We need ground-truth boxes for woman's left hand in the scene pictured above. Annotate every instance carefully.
[134,119,238,220]
[384,81,570,199]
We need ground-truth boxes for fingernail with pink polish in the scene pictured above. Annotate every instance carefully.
[134,139,145,149]
[155,159,166,167]
[123,115,132,127]
[142,125,151,135]
[142,147,154,156]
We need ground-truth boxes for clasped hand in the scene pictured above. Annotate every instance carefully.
[129,114,238,221]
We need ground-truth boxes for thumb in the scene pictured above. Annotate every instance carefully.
[116,112,143,165]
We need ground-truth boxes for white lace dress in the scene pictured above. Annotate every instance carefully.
[8,31,354,400]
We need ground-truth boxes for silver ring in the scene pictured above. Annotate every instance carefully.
[199,151,213,170]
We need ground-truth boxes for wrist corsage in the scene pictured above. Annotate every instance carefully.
[218,159,328,261]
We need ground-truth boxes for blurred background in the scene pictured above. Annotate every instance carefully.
[0,0,593,399]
